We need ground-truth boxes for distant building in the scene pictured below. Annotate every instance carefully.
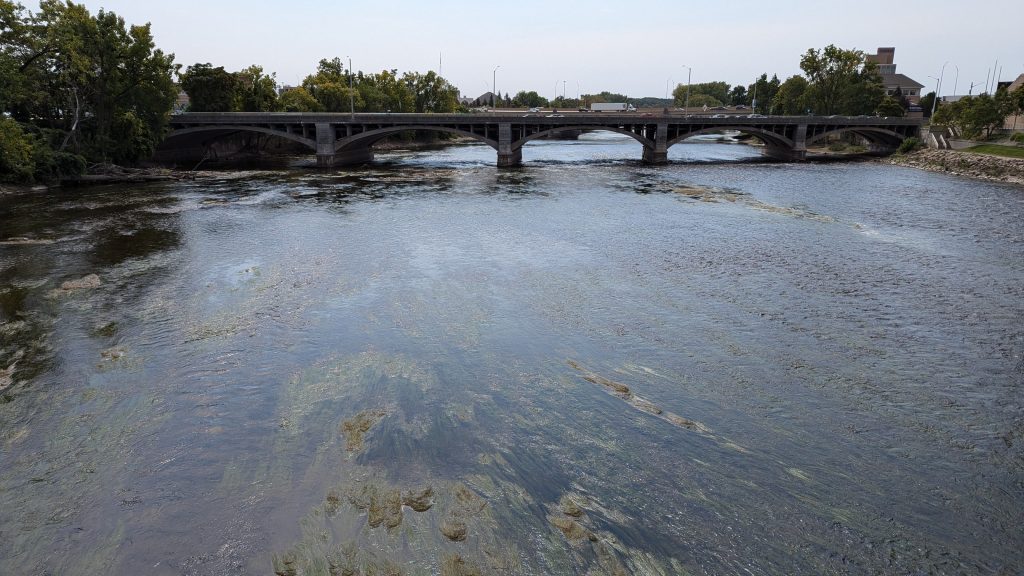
[468,91,497,107]
[174,88,189,113]
[865,47,925,104]
[1003,73,1024,130]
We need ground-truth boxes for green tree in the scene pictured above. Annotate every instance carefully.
[1,1,176,176]
[686,94,724,108]
[403,70,459,113]
[512,90,549,108]
[302,57,360,112]
[356,69,413,112]
[771,75,809,115]
[729,85,748,106]
[919,91,936,118]
[747,74,781,114]
[673,81,730,107]
[585,91,630,104]
[278,87,321,112]
[933,92,1010,138]
[799,45,884,115]
[875,95,905,117]
[0,116,37,182]
[234,65,279,112]
[180,63,237,112]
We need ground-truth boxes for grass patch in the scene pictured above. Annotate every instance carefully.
[966,145,1024,159]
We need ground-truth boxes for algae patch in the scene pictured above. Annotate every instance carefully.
[567,359,712,435]
[341,408,388,452]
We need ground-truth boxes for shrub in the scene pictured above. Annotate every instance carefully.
[898,137,922,154]
[0,117,36,182]
[54,152,87,178]
[1011,133,1024,145]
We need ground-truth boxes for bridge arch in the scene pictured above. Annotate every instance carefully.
[163,125,317,151]
[667,126,795,150]
[512,126,653,150]
[804,127,907,148]
[335,125,498,152]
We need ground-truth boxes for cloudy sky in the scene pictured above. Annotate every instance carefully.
[70,0,1023,100]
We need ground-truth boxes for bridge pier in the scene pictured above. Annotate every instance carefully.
[642,146,668,164]
[498,149,522,168]
[497,123,522,168]
[642,122,669,164]
[765,147,807,161]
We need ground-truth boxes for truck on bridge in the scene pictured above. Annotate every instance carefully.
[590,103,636,112]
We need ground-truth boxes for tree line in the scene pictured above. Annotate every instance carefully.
[180,58,460,115]
[0,1,464,183]
[672,45,903,116]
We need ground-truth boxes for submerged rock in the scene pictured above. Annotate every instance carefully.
[60,274,102,291]
[440,518,467,541]
[440,554,481,576]
[549,514,594,543]
[0,360,17,392]
[403,486,434,512]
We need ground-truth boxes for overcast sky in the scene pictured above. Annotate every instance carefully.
[68,0,1023,100]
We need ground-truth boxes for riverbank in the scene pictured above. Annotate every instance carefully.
[886,148,1024,185]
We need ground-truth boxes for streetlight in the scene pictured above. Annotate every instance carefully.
[969,81,982,95]
[928,75,940,117]
[952,64,959,98]
[347,56,354,117]
[563,80,566,100]
[493,65,500,108]
[681,65,691,111]
[937,61,949,99]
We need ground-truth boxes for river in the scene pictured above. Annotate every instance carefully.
[1,134,1022,575]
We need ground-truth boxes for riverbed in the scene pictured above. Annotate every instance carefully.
[1,134,1022,575]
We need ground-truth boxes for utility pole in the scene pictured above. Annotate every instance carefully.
[681,65,691,111]
[348,56,354,117]
[493,65,500,108]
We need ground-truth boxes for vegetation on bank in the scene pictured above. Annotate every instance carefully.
[964,145,1024,159]
[1,0,177,183]
[932,87,1024,139]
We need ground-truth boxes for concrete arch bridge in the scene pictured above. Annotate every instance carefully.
[164,112,922,168]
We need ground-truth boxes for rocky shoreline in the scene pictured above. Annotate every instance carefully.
[886,149,1024,185]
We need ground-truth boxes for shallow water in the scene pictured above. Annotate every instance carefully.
[1,135,1023,575]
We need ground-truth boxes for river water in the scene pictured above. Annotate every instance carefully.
[1,135,1022,575]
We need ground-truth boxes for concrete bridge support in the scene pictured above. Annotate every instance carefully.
[497,123,522,168]
[765,124,807,161]
[315,123,337,167]
[642,122,669,164]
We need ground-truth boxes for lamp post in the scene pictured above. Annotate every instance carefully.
[347,56,354,117]
[681,65,691,111]
[936,61,949,100]
[952,64,959,99]
[493,65,500,108]
[563,80,566,101]
[929,75,940,117]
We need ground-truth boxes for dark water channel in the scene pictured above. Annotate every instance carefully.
[2,135,1023,575]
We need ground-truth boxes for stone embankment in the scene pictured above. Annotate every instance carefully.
[887,149,1024,185]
